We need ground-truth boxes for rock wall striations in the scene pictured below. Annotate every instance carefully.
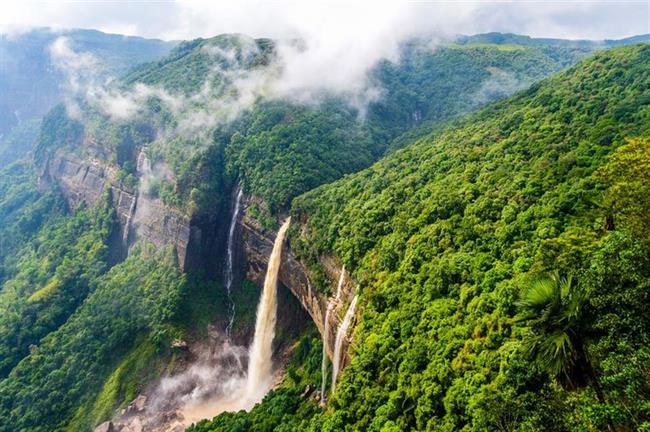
[38,149,192,268]
[239,195,357,365]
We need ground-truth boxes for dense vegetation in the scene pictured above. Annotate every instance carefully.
[0,245,190,432]
[0,164,211,430]
[2,31,649,432]
[36,33,599,218]
[0,193,115,378]
[0,161,64,281]
[0,28,175,164]
[283,44,649,430]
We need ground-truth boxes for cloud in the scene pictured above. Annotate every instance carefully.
[49,37,182,122]
[2,1,647,41]
[18,1,650,126]
[42,1,650,133]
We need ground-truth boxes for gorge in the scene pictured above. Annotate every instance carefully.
[0,19,648,432]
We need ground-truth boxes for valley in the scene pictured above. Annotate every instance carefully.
[0,12,648,432]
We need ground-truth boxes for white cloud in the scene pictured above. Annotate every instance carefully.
[2,1,647,41]
[41,1,650,129]
[10,1,649,118]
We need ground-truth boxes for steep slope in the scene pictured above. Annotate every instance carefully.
[36,32,602,217]
[190,44,650,431]
[0,28,176,164]
[288,43,650,431]
[1,33,648,432]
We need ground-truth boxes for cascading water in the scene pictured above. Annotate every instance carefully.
[112,217,293,430]
[225,187,243,339]
[331,294,358,393]
[245,217,291,403]
[320,266,345,402]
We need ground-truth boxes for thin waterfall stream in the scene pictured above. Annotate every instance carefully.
[320,266,345,403]
[224,187,243,339]
[331,294,358,393]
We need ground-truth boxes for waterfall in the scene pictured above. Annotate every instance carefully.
[320,266,345,402]
[245,218,291,403]
[331,294,358,393]
[225,187,243,339]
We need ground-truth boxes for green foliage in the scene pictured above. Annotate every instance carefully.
[367,42,590,149]
[0,160,63,281]
[34,34,598,218]
[0,246,188,432]
[283,44,650,430]
[0,118,41,165]
[230,280,262,338]
[0,191,115,378]
[516,273,596,392]
[226,100,375,210]
[34,104,84,162]
[5,34,649,432]
[596,137,650,240]
[66,339,165,432]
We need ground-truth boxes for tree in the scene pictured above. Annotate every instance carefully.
[516,272,606,404]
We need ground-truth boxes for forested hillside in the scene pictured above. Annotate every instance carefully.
[189,44,650,431]
[288,43,649,431]
[0,29,648,432]
[0,28,176,165]
[35,33,598,215]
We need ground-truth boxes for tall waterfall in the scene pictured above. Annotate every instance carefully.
[245,218,291,402]
[320,266,345,402]
[331,294,358,392]
[225,187,243,339]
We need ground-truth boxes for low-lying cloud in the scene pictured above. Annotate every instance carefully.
[44,1,650,130]
[49,35,273,131]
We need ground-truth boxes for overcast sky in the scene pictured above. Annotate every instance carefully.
[1,1,649,42]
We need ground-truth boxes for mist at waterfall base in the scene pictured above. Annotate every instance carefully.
[181,218,291,422]
[153,337,250,428]
[113,218,290,431]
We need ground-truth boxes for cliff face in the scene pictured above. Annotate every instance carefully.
[39,148,195,269]
[239,195,357,364]
[38,144,355,366]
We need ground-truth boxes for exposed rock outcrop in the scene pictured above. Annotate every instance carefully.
[240,195,357,364]
[94,421,115,432]
[40,151,223,270]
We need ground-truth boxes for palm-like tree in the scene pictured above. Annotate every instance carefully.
[516,272,606,404]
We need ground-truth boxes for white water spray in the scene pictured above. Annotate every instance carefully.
[331,294,358,393]
[320,266,345,401]
[245,217,291,403]
[225,187,243,339]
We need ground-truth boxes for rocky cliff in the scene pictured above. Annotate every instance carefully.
[239,195,357,364]
[38,147,196,269]
[38,142,356,367]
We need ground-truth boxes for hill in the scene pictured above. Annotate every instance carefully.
[0,33,648,432]
[285,43,650,431]
[188,43,650,431]
[0,28,176,164]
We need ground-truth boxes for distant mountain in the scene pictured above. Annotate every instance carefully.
[456,31,650,48]
[0,28,176,163]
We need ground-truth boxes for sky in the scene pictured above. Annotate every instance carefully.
[0,1,649,42]
[3,0,649,123]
